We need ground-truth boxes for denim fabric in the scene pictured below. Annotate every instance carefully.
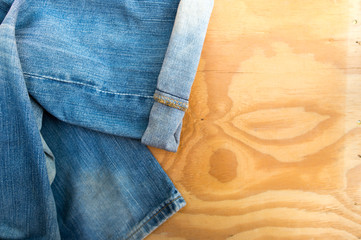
[142,0,214,151]
[30,97,56,185]
[11,0,180,144]
[41,108,186,240]
[2,93,186,239]
[0,3,61,236]
[1,0,213,152]
[1,0,213,238]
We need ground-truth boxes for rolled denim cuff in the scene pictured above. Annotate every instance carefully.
[141,90,186,152]
[141,0,213,152]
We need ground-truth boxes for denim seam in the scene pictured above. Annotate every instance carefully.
[23,72,154,98]
[155,88,188,101]
[153,93,188,111]
[125,195,182,240]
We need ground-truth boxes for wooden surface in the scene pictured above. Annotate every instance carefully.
[148,0,361,239]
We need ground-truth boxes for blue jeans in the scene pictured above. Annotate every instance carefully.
[2,52,186,239]
[1,23,186,237]
[42,97,186,239]
[0,0,213,239]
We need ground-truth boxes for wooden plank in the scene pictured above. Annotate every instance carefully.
[148,0,361,239]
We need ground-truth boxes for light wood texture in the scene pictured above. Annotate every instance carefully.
[148,0,361,239]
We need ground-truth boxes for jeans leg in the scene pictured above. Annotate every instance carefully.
[0,13,60,239]
[41,110,186,240]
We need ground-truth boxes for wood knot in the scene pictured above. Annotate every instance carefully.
[209,149,238,183]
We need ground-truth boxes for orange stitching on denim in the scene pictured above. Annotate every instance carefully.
[154,94,188,111]
[154,93,187,106]
[156,98,187,111]
[153,93,188,111]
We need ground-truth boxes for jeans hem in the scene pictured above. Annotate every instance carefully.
[125,192,186,240]
[141,101,185,152]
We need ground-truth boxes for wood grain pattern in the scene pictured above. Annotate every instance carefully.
[148,0,361,239]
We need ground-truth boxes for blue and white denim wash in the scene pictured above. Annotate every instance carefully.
[0,0,213,239]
